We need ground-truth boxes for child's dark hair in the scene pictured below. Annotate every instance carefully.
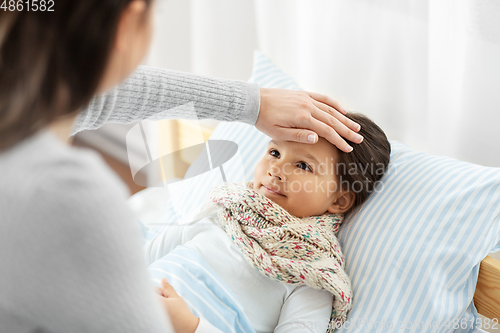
[336,112,391,212]
[0,0,153,151]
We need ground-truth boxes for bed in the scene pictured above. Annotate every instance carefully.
[128,51,500,332]
[474,257,500,322]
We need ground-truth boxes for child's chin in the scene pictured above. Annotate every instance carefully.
[261,191,286,208]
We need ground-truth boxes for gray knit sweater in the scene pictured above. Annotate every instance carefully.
[0,65,260,333]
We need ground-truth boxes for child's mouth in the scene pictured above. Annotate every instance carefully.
[262,185,286,197]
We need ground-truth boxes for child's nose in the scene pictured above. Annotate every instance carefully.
[268,166,285,181]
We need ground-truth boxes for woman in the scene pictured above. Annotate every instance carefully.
[0,1,362,332]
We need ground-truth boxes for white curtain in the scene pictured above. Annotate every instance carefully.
[145,0,258,80]
[145,0,500,167]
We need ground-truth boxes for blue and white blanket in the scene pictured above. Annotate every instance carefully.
[147,245,255,333]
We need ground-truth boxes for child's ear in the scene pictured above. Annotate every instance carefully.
[327,191,355,214]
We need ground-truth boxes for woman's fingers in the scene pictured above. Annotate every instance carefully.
[312,100,361,133]
[306,91,347,115]
[273,117,353,152]
[255,88,363,150]
[311,101,364,144]
[160,278,178,298]
[308,117,354,152]
[271,127,319,144]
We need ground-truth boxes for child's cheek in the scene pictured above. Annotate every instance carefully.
[254,161,266,183]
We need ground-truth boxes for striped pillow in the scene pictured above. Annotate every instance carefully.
[154,51,500,332]
[337,142,500,333]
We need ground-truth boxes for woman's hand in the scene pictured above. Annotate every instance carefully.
[256,88,364,152]
[156,278,199,333]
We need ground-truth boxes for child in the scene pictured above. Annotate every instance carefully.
[145,113,391,332]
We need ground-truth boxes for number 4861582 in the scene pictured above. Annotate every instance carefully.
[1,0,55,11]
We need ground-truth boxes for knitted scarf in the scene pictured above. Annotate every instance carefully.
[208,182,353,331]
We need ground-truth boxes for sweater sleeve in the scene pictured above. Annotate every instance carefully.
[71,65,261,136]
[2,148,173,332]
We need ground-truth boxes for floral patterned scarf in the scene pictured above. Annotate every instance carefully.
[209,182,353,331]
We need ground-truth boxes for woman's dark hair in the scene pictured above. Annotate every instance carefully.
[335,112,391,212]
[0,0,152,151]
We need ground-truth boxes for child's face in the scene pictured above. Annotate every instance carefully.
[253,137,351,217]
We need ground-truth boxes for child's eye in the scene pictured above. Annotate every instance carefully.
[296,162,312,172]
[269,149,280,158]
